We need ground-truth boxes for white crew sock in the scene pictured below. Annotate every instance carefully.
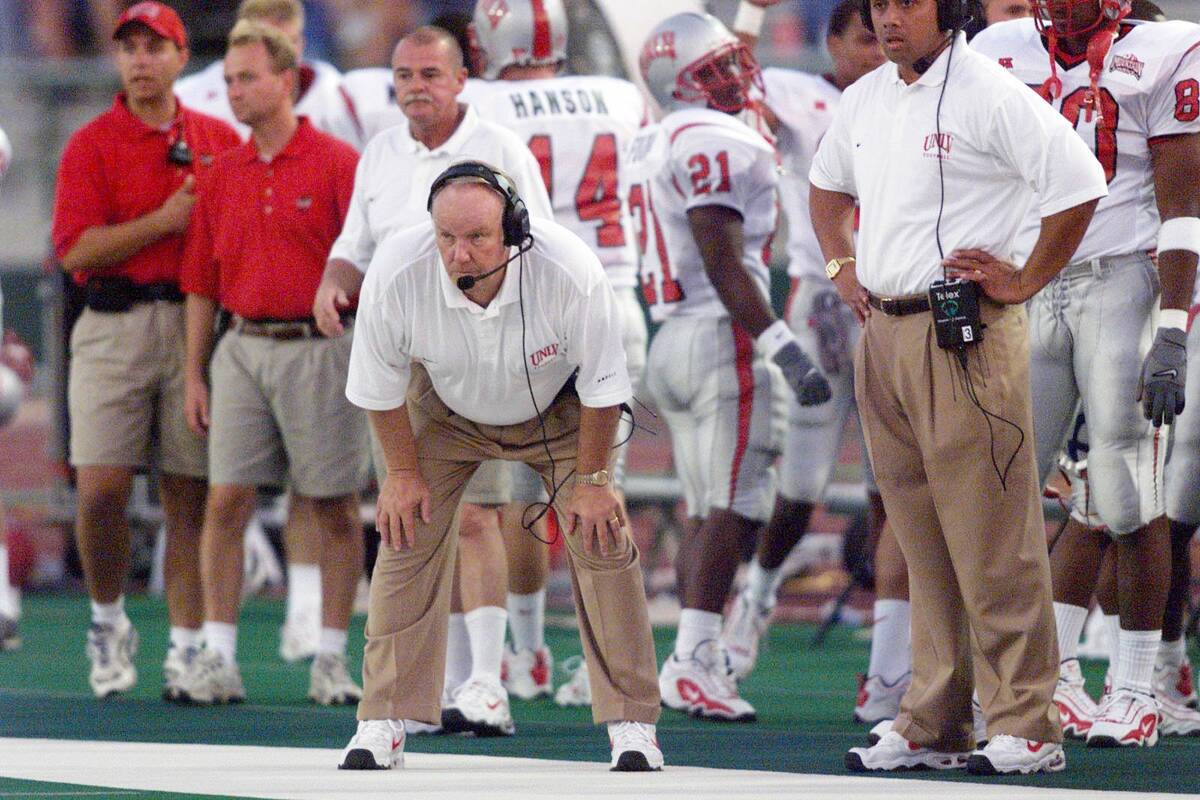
[464,606,508,684]
[867,599,912,684]
[318,627,348,656]
[1103,613,1121,666]
[507,589,545,651]
[675,608,722,659]
[1158,636,1187,668]
[90,596,127,627]
[285,563,321,621]
[0,545,15,617]
[744,560,782,609]
[1113,628,1161,695]
[202,621,238,663]
[1053,602,1088,665]
[169,626,201,651]
[445,613,471,696]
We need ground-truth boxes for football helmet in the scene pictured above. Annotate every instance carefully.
[1031,0,1130,37]
[470,0,568,80]
[639,12,762,114]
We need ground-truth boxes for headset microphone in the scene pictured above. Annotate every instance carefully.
[456,238,533,292]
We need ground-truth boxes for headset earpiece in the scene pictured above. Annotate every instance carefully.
[859,0,971,33]
[427,161,532,248]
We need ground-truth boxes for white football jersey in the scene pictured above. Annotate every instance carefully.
[972,19,1200,262]
[627,107,779,322]
[459,76,648,289]
[762,68,843,281]
[341,67,396,139]
[176,59,365,150]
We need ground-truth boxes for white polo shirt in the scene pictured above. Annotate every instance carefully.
[346,217,631,426]
[810,32,1108,297]
[328,103,553,274]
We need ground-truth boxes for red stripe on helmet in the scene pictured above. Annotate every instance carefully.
[531,0,552,59]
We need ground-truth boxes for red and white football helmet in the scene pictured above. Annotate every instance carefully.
[1030,0,1130,37]
[470,0,568,80]
[639,12,762,115]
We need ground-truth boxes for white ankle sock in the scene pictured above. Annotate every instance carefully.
[169,626,201,651]
[506,590,545,651]
[1158,636,1187,668]
[867,599,911,684]
[675,608,722,659]
[286,563,321,621]
[90,596,126,627]
[1103,613,1121,666]
[202,621,238,662]
[445,613,471,695]
[464,606,507,684]
[744,560,781,609]
[1053,602,1088,664]
[1113,628,1161,695]
[319,627,348,655]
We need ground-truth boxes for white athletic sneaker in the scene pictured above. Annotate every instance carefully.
[1155,660,1199,711]
[86,619,138,698]
[966,735,1066,775]
[339,719,404,770]
[162,644,198,703]
[443,678,515,737]
[1087,688,1160,748]
[721,590,773,680]
[176,648,246,705]
[854,673,910,724]
[1156,687,1200,736]
[554,656,591,707]
[1054,659,1099,738]
[501,643,553,700]
[608,721,664,771]
[845,730,969,772]
[659,640,756,722]
[278,611,319,663]
[308,652,363,706]
[866,718,892,745]
[0,614,20,651]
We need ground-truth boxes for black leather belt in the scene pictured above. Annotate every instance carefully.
[867,291,930,316]
[230,313,352,340]
[84,277,184,312]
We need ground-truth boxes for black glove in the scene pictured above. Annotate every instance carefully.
[773,339,832,407]
[1138,326,1187,427]
[808,288,852,375]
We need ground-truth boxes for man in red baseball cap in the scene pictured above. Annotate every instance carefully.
[52,0,240,702]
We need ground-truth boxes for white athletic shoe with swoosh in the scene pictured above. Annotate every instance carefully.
[966,735,1066,775]
[339,719,405,770]
[443,678,515,737]
[659,639,756,722]
[1087,688,1160,748]
[608,721,664,771]
[846,730,969,772]
[1054,659,1099,738]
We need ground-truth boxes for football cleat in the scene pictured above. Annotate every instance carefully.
[1087,688,1160,748]
[339,719,404,770]
[176,647,246,705]
[554,655,591,707]
[659,640,756,722]
[1155,660,1198,711]
[854,672,910,725]
[1054,659,1099,738]
[966,735,1066,775]
[162,643,198,703]
[608,721,664,771]
[845,730,969,772]
[441,678,515,737]
[86,619,138,698]
[502,643,553,700]
[720,590,773,680]
[308,652,363,706]
[278,610,319,663]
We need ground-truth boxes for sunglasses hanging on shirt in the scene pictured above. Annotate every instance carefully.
[167,135,193,167]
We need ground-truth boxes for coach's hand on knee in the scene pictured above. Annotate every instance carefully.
[377,469,431,551]
[565,484,625,557]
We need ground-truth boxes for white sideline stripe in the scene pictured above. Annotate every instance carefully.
[0,738,1176,800]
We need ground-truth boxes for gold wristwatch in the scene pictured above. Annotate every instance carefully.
[575,469,610,487]
[825,256,855,280]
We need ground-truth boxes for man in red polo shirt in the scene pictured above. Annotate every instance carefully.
[51,1,240,700]
[178,20,365,705]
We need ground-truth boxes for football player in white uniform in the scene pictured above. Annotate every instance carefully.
[634,12,831,722]
[177,0,364,149]
[461,0,650,707]
[971,0,1200,746]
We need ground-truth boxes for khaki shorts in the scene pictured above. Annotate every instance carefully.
[208,329,368,497]
[68,302,206,477]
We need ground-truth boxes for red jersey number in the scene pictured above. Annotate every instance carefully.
[1059,87,1120,184]
[1175,78,1199,123]
[631,183,683,306]
[686,151,732,196]
[526,132,626,248]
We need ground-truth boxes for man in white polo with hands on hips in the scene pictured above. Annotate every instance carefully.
[338,160,663,773]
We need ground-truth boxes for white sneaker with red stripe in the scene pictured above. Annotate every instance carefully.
[608,721,664,771]
[659,640,756,722]
[1054,659,1099,738]
[1157,685,1200,736]
[853,673,909,725]
[720,590,773,680]
[966,735,1066,775]
[443,678,515,737]
[1087,688,1160,748]
[1155,660,1199,711]
[845,730,969,772]
[501,643,553,700]
[339,719,404,770]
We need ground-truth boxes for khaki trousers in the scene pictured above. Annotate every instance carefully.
[855,299,1061,750]
[357,367,661,726]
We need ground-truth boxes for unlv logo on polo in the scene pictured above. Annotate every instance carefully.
[639,31,676,73]
[923,132,954,160]
[529,342,559,367]
[484,0,509,30]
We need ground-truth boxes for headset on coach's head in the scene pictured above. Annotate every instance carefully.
[859,0,972,32]
[426,161,531,248]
